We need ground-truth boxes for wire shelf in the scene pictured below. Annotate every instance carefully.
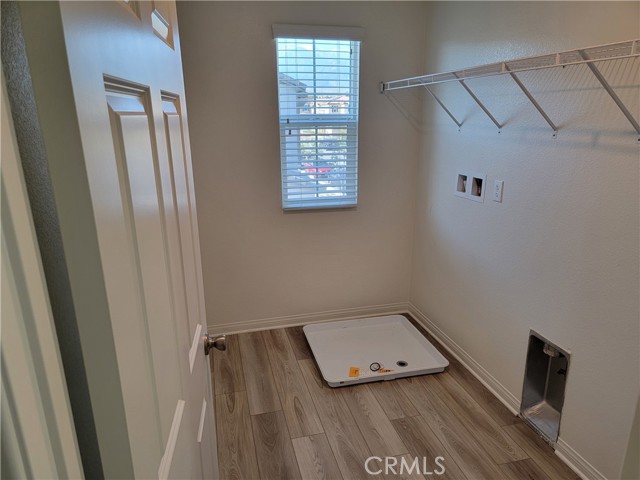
[381,39,640,139]
[382,40,639,91]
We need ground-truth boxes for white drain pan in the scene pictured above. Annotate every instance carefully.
[303,315,449,387]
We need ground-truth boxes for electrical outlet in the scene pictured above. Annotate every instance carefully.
[493,179,504,202]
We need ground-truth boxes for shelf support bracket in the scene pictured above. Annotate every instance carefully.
[454,73,502,131]
[505,64,558,138]
[577,49,640,139]
[424,86,463,129]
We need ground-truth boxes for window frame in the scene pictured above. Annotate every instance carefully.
[273,25,364,211]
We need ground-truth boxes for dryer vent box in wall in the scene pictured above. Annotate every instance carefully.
[521,330,570,446]
[303,315,449,387]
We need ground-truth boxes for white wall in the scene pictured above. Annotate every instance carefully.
[178,1,426,328]
[410,2,639,478]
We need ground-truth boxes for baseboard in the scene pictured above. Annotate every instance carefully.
[407,303,607,480]
[556,438,607,480]
[407,303,520,415]
[208,302,410,335]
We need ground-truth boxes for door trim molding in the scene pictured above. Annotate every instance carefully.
[1,70,84,480]
[0,3,106,476]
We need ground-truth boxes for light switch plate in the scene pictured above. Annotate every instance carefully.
[493,179,504,202]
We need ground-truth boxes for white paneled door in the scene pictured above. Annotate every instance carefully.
[13,1,218,477]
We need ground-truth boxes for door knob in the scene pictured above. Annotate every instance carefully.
[204,333,226,355]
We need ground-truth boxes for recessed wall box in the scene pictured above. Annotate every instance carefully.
[455,172,468,198]
[521,330,570,446]
[469,174,486,202]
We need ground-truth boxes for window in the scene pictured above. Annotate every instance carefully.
[273,24,363,210]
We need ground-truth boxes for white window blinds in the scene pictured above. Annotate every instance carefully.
[274,26,362,210]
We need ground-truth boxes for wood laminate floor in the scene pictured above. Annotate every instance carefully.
[211,316,579,480]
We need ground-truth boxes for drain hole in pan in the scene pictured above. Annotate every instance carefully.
[397,360,408,367]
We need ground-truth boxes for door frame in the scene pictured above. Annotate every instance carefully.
[1,2,117,476]
[1,67,84,480]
